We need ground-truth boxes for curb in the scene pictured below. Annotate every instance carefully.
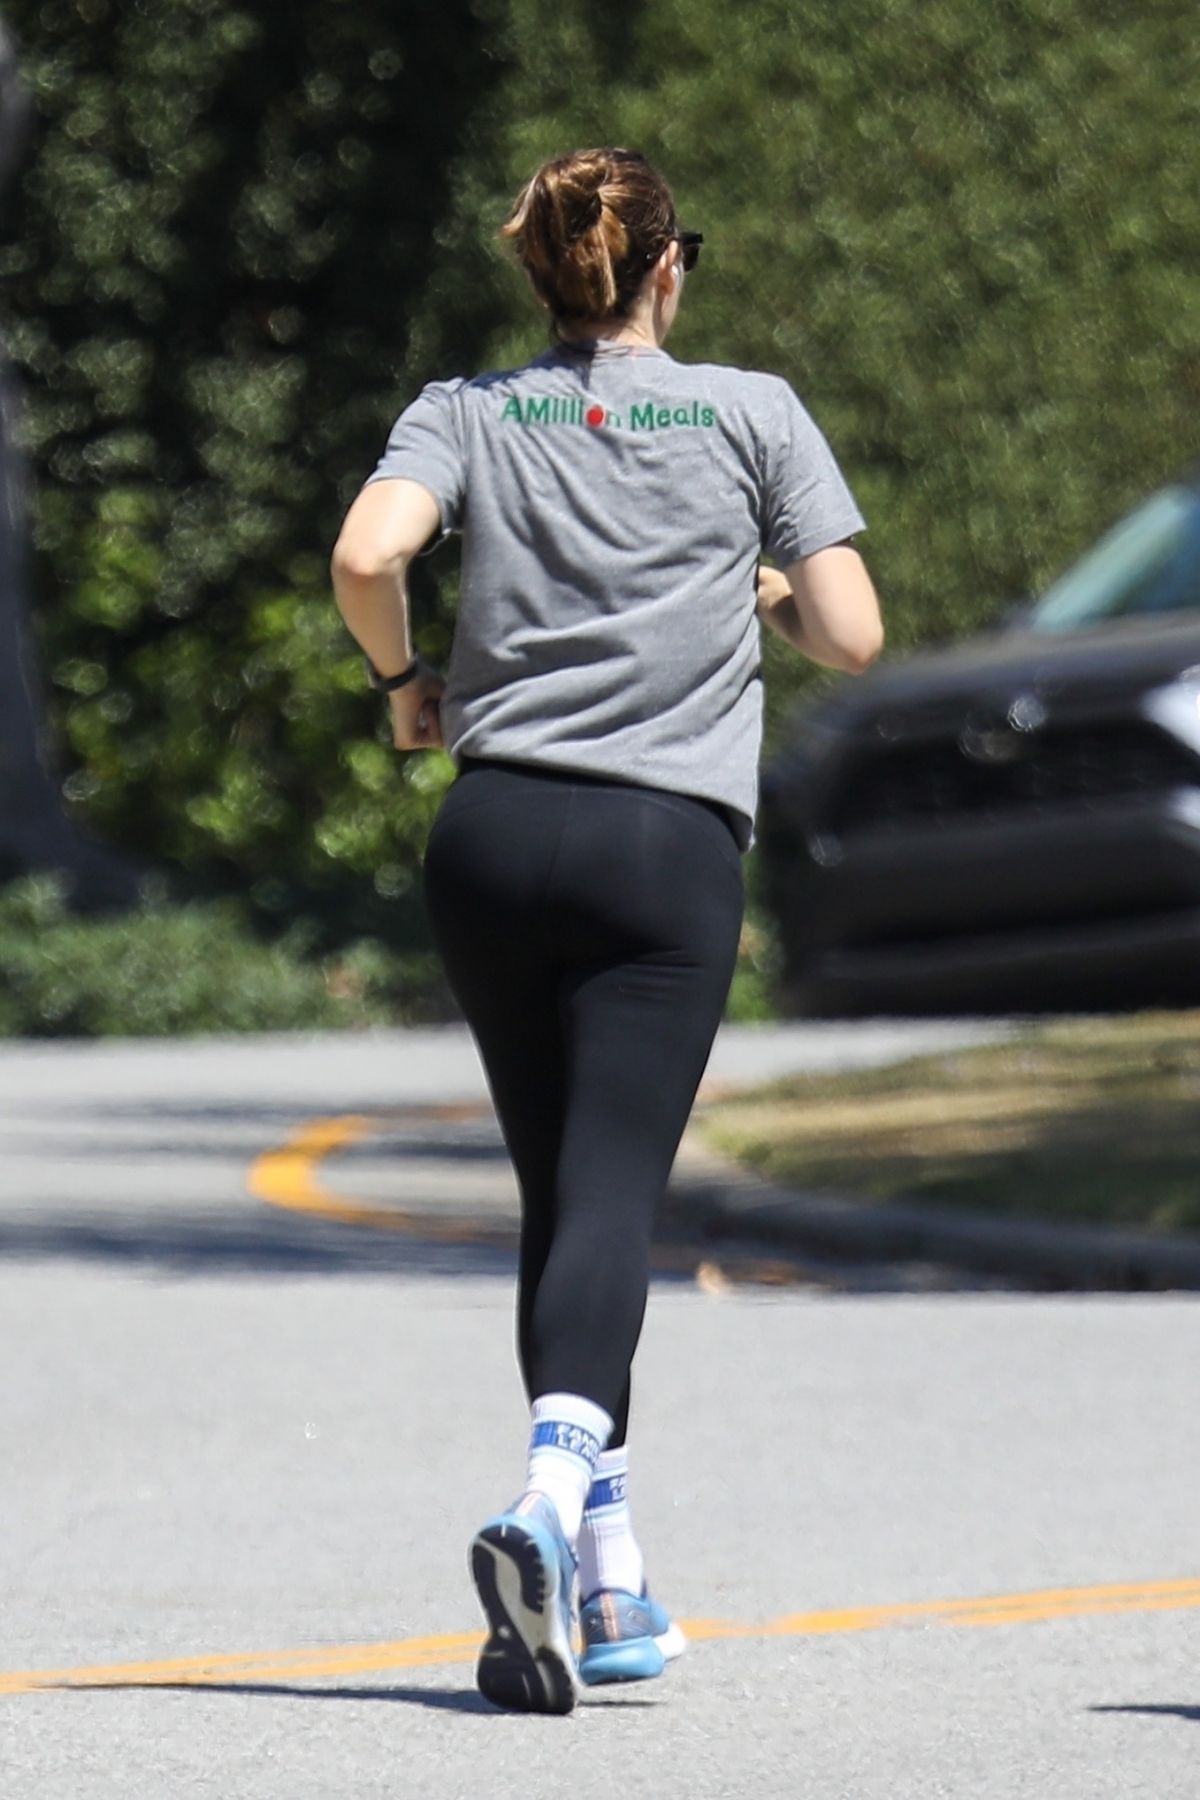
[673,1126,1200,1293]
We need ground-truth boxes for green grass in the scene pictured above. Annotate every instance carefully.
[696,1013,1200,1234]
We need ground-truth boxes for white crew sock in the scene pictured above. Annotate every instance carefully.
[524,1392,612,1545]
[578,1446,645,1601]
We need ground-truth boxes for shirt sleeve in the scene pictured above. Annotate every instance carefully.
[759,379,866,564]
[364,379,467,536]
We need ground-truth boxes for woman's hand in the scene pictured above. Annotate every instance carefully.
[756,564,794,612]
[389,668,447,750]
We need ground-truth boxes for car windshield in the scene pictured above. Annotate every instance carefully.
[1030,485,1200,634]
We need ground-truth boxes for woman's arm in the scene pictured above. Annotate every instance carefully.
[331,478,447,749]
[756,542,884,675]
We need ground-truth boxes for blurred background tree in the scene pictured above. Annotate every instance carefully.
[431,0,1200,745]
[0,10,146,905]
[0,0,505,958]
[0,0,1196,1027]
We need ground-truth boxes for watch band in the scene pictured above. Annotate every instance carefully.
[365,655,421,692]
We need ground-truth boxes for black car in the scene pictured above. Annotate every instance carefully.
[759,474,1200,1015]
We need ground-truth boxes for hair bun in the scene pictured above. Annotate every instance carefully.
[500,147,677,327]
[565,186,603,240]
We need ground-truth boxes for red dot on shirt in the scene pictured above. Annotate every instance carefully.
[586,406,606,428]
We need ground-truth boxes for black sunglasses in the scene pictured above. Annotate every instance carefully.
[678,230,704,272]
[646,229,703,272]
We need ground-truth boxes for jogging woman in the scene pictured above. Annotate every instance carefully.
[331,146,883,1714]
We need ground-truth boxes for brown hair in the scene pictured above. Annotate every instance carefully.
[500,147,677,328]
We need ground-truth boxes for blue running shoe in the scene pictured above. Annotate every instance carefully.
[646,1591,688,1665]
[578,1586,687,1686]
[469,1491,579,1714]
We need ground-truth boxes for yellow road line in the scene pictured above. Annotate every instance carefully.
[4,1580,1199,1696]
[248,1114,374,1220]
[247,1110,517,1243]
[246,1110,809,1284]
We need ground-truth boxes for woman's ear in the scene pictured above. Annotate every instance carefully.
[656,241,681,298]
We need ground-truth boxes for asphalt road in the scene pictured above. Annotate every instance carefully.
[1,1022,1197,1800]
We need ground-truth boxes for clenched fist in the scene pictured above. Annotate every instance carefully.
[756,564,794,613]
[389,668,447,750]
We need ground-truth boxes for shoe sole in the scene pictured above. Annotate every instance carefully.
[579,1635,666,1686]
[470,1519,576,1715]
[656,1620,687,1662]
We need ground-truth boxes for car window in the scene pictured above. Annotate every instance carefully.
[1030,486,1200,633]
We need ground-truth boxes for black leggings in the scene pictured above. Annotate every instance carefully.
[421,756,744,1446]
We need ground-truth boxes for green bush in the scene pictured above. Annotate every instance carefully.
[0,874,771,1035]
[0,874,449,1036]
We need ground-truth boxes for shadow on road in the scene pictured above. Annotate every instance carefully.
[0,1210,524,1279]
[60,1679,658,1712]
[60,1680,494,1713]
[0,1099,1001,1292]
[2,1099,511,1167]
[1091,1703,1200,1723]
[0,1098,521,1278]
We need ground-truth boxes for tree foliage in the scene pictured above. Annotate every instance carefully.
[1,0,502,940]
[430,0,1200,741]
[2,0,1197,941]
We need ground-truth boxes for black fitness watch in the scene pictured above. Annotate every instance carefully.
[365,655,421,692]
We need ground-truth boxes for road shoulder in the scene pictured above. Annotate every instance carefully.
[674,1123,1200,1292]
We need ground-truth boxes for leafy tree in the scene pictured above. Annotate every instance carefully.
[2,0,1197,975]
[0,0,503,941]
[422,0,1200,745]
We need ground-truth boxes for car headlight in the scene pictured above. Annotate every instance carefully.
[1144,667,1200,749]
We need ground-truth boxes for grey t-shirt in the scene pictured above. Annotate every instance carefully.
[367,341,865,851]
